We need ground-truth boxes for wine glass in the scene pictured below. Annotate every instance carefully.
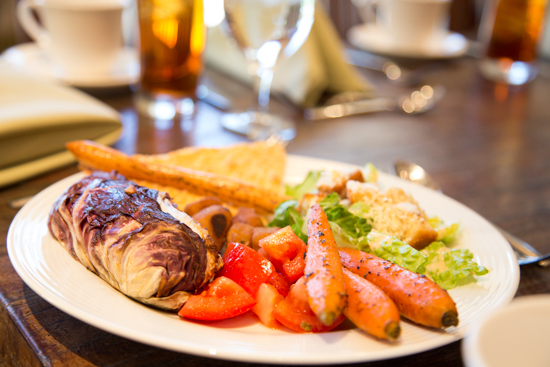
[220,0,315,141]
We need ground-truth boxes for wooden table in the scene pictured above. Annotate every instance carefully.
[2,55,550,367]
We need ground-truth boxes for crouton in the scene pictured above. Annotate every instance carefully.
[345,180,437,249]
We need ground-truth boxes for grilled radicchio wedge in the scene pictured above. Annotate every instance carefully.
[48,171,223,311]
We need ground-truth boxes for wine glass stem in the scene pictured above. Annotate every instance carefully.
[255,67,274,114]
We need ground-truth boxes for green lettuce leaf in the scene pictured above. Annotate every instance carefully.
[422,241,489,289]
[363,163,378,183]
[429,216,461,244]
[329,222,370,250]
[269,193,373,249]
[268,200,307,242]
[367,232,428,274]
[320,193,372,241]
[285,171,322,199]
[348,201,370,218]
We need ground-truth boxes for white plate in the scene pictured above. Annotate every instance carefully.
[0,43,139,88]
[7,155,519,365]
[347,23,469,59]
[462,294,550,367]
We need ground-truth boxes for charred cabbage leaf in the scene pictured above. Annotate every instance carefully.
[48,171,223,311]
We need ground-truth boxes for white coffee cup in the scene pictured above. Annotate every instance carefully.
[358,0,451,50]
[16,0,131,77]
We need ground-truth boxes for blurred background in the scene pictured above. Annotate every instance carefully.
[0,0,538,50]
[1,0,476,48]
[3,0,550,70]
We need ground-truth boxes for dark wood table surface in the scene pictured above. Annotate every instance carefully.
[2,53,550,367]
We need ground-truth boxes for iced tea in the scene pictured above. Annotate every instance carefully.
[486,0,547,62]
[137,0,205,98]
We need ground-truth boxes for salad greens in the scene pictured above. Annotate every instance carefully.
[269,200,308,242]
[269,168,488,289]
[422,241,489,289]
[366,232,429,274]
[429,216,461,244]
[285,171,322,199]
[363,163,378,183]
[320,193,372,242]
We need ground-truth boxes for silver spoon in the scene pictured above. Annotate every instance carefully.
[304,85,445,120]
[392,160,550,267]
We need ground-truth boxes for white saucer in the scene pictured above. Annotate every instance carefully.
[347,23,469,59]
[462,294,550,367]
[0,43,140,88]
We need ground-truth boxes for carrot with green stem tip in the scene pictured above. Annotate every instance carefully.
[342,268,401,341]
[339,247,458,329]
[305,204,347,326]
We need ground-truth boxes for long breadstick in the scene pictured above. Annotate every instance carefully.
[66,140,289,213]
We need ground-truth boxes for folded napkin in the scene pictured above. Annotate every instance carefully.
[204,3,374,108]
[0,63,122,188]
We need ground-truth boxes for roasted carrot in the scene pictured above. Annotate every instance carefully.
[342,268,401,341]
[305,204,347,326]
[65,140,289,213]
[274,276,346,333]
[339,247,458,329]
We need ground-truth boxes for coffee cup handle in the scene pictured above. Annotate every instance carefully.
[351,0,379,24]
[16,0,50,48]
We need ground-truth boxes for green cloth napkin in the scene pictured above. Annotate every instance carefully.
[204,4,374,108]
[0,63,122,188]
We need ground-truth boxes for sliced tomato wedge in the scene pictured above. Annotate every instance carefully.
[259,226,301,262]
[281,246,307,284]
[265,270,291,298]
[216,242,275,296]
[273,276,345,333]
[178,276,256,321]
[252,283,284,329]
[259,226,307,284]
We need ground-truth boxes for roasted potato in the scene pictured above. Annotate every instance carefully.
[226,222,255,247]
[184,197,222,217]
[192,205,233,250]
[233,207,264,227]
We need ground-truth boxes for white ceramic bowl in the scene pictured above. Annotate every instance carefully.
[462,294,550,367]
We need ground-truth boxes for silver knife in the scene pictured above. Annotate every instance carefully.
[303,97,396,120]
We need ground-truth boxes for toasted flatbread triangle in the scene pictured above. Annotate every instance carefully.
[134,141,286,193]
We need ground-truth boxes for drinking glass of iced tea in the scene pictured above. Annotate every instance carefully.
[135,0,205,119]
[479,0,548,85]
